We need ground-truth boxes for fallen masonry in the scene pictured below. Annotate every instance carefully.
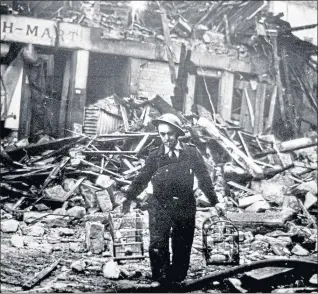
[1,101,317,292]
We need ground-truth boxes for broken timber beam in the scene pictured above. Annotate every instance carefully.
[265,85,277,132]
[197,117,263,177]
[83,150,138,155]
[297,198,317,229]
[158,3,177,84]
[271,34,287,123]
[115,259,317,293]
[227,181,256,194]
[22,258,61,290]
[255,137,317,158]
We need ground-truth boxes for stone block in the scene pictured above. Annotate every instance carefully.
[244,231,254,242]
[63,178,78,192]
[44,185,67,202]
[23,212,47,224]
[84,213,109,224]
[103,260,120,279]
[266,230,290,238]
[304,192,317,209]
[309,274,317,285]
[11,235,24,248]
[294,180,317,195]
[85,221,105,254]
[291,244,309,256]
[272,244,290,256]
[57,228,74,236]
[255,234,290,247]
[251,175,293,206]
[238,194,265,208]
[1,209,13,220]
[250,240,270,252]
[80,180,98,208]
[1,219,19,232]
[21,224,45,237]
[245,200,270,212]
[226,210,295,227]
[71,260,87,272]
[96,190,113,213]
[95,175,115,189]
[34,203,50,211]
[70,242,85,253]
[282,195,301,213]
[67,206,86,219]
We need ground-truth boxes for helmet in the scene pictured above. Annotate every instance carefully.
[152,113,185,136]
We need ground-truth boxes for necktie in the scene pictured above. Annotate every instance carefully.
[169,149,177,159]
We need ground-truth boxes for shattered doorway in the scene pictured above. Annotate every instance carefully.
[85,53,129,134]
[86,53,129,106]
[194,75,219,118]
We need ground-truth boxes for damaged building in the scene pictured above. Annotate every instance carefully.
[1,0,316,141]
[0,1,317,293]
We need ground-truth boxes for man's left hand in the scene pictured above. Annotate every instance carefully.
[121,198,132,215]
[215,203,226,216]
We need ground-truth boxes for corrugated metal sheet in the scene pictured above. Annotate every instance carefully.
[83,106,123,136]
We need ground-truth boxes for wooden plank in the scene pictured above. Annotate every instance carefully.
[238,131,252,158]
[297,198,317,229]
[120,105,129,132]
[159,4,177,84]
[18,68,31,139]
[58,57,71,137]
[271,35,287,122]
[239,86,248,130]
[197,68,221,78]
[281,47,298,135]
[128,58,141,96]
[244,87,255,128]
[183,74,196,115]
[198,117,264,177]
[22,258,61,289]
[66,50,89,131]
[265,85,277,132]
[227,181,256,194]
[134,134,150,154]
[254,83,266,135]
[245,267,294,281]
[218,71,234,122]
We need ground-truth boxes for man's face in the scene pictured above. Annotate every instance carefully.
[158,123,178,148]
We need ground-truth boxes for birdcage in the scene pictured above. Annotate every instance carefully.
[202,215,239,265]
[108,212,145,261]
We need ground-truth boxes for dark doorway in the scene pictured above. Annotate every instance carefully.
[86,53,129,106]
[195,76,219,115]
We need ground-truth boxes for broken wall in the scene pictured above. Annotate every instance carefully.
[269,1,318,45]
[137,59,178,105]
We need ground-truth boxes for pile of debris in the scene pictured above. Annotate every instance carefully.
[1,90,317,291]
[1,100,317,292]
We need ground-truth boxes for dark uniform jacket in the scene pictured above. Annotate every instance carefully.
[126,142,218,214]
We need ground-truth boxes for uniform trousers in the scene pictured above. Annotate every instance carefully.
[148,205,196,283]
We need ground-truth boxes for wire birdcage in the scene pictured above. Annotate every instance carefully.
[109,212,145,261]
[202,215,239,265]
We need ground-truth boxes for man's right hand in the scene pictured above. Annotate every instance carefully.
[121,198,132,215]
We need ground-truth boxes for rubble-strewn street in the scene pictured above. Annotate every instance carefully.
[1,103,317,292]
[1,0,317,293]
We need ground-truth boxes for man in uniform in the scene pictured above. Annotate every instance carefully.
[122,113,224,286]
